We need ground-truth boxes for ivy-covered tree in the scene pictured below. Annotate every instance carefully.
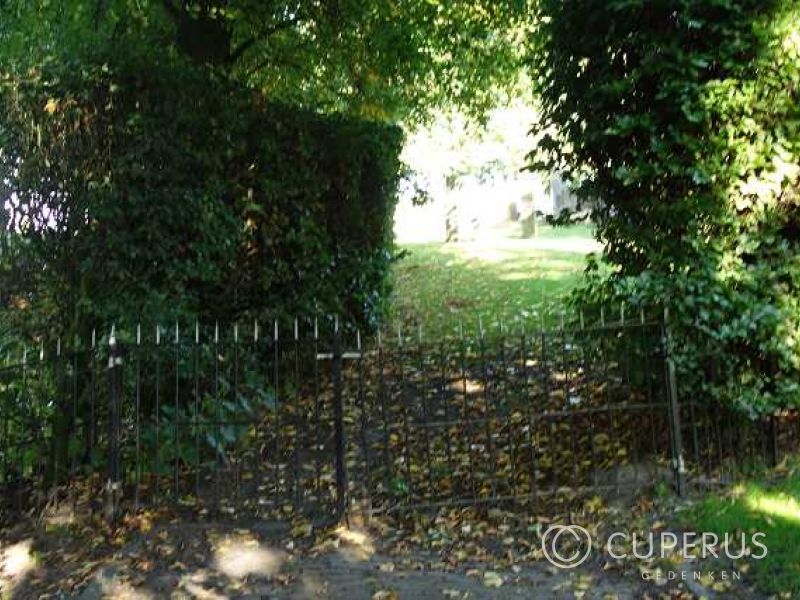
[532,0,800,412]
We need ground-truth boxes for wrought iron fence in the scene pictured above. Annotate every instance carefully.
[0,315,797,523]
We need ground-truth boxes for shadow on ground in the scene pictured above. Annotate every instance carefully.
[1,511,642,599]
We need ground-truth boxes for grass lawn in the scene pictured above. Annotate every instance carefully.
[686,465,800,595]
[389,224,598,337]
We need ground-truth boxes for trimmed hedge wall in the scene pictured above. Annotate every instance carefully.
[0,50,402,336]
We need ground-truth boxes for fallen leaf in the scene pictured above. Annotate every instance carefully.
[483,571,503,588]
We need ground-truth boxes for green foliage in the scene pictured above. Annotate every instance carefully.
[0,48,402,334]
[532,0,800,412]
[0,0,532,124]
[138,373,275,476]
[688,464,800,594]
[0,372,54,481]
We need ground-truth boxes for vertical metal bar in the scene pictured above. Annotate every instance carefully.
[501,326,519,499]
[292,319,302,508]
[332,323,347,520]
[619,323,641,478]
[662,310,685,496]
[599,310,618,493]
[154,326,161,501]
[459,327,477,501]
[541,329,558,498]
[686,387,700,476]
[398,329,413,502]
[377,329,391,500]
[214,322,221,504]
[20,345,28,485]
[253,320,260,498]
[438,340,454,490]
[313,318,323,504]
[3,357,14,484]
[703,399,712,480]
[193,321,200,499]
[233,323,240,499]
[713,402,724,476]
[135,325,141,510]
[107,332,121,526]
[273,320,280,505]
[522,330,538,504]
[70,339,78,476]
[37,344,44,485]
[55,338,64,482]
[640,321,659,471]
[30,345,38,485]
[562,321,579,488]
[680,320,699,473]
[356,329,371,506]
[90,330,96,465]
[478,325,497,498]
[768,415,778,468]
[581,320,597,489]
[418,331,434,499]
[174,323,180,497]
[1,366,8,483]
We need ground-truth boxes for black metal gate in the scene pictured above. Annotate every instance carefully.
[1,314,797,523]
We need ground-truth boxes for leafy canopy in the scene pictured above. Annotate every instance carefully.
[1,0,533,123]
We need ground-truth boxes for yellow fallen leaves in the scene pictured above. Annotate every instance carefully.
[378,561,395,573]
[482,570,503,588]
[290,520,313,538]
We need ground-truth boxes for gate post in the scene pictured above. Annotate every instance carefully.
[768,415,778,467]
[106,328,123,526]
[662,309,686,496]
[332,320,347,520]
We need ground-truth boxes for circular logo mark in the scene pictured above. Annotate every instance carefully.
[541,525,592,569]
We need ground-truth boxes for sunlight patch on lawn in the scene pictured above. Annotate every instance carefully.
[690,465,800,595]
[391,229,597,336]
[448,237,599,264]
[746,489,800,524]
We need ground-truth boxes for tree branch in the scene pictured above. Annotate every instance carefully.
[227,16,298,65]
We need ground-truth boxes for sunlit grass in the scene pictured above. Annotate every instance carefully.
[390,224,597,337]
[689,466,800,594]
[746,489,800,524]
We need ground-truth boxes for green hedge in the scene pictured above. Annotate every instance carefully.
[0,49,402,338]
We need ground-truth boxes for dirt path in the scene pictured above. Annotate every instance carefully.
[1,498,766,599]
[0,517,646,599]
